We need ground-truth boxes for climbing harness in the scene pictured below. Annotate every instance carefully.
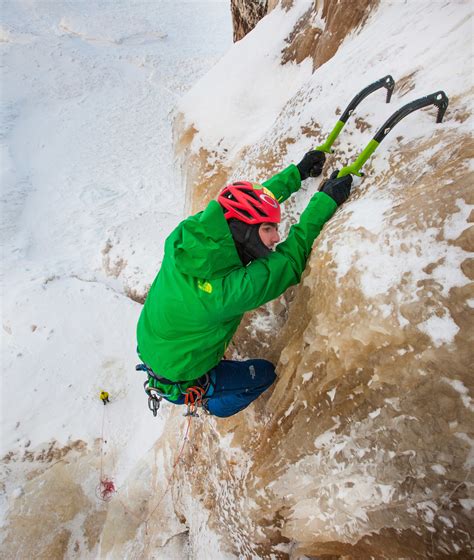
[183,384,207,417]
[136,362,213,418]
[136,362,182,385]
[143,380,164,417]
[136,362,172,417]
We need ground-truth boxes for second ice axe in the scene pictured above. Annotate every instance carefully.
[337,91,449,178]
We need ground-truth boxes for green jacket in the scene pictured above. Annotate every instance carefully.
[136,164,337,400]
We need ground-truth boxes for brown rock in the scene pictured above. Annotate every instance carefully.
[282,0,378,71]
[231,0,269,42]
[172,1,474,557]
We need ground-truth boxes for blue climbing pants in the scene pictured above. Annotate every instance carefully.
[165,359,276,418]
[206,359,276,417]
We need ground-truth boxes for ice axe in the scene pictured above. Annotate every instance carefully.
[337,91,449,178]
[315,75,395,157]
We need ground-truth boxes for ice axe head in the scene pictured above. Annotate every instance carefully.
[433,91,449,123]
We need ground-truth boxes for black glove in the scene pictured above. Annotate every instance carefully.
[296,150,326,180]
[319,170,353,206]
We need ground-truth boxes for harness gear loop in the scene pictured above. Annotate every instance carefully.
[184,385,206,417]
[136,363,182,386]
[143,380,163,417]
[136,362,212,417]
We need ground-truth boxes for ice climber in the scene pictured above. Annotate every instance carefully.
[100,391,110,405]
[136,150,352,418]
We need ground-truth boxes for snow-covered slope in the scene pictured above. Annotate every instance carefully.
[1,2,231,558]
[2,0,473,558]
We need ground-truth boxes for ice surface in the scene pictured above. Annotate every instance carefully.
[2,0,473,557]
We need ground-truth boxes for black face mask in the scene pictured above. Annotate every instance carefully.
[228,219,271,266]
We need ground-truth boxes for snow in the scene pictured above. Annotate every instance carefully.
[329,225,470,299]
[339,196,393,235]
[418,500,437,525]
[454,432,474,469]
[274,432,397,541]
[314,418,341,448]
[431,464,447,475]
[2,0,231,435]
[2,0,472,555]
[306,2,473,313]
[1,0,231,552]
[459,499,474,511]
[384,398,401,411]
[178,2,314,154]
[248,309,276,334]
[284,402,295,418]
[417,313,460,348]
[443,199,473,240]
[442,378,474,411]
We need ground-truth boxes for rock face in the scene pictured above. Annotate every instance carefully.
[171,0,474,558]
[230,0,268,42]
[231,0,380,66]
[171,139,473,558]
[3,1,472,559]
[281,0,377,70]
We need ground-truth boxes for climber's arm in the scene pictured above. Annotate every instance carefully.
[219,191,337,317]
[262,150,326,204]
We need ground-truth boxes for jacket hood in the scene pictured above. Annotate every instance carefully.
[166,200,242,279]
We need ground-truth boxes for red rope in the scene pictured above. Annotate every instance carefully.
[96,478,116,502]
[97,403,117,502]
[184,385,206,416]
[143,413,193,534]
[140,385,205,528]
[96,386,203,527]
[99,405,106,479]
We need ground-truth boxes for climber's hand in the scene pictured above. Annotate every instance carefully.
[296,150,326,180]
[319,170,353,206]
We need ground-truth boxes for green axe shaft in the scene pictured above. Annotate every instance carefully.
[337,91,449,177]
[316,75,394,154]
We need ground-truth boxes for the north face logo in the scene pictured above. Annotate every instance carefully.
[198,280,213,293]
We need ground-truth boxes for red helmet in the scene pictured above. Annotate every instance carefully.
[217,181,280,225]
